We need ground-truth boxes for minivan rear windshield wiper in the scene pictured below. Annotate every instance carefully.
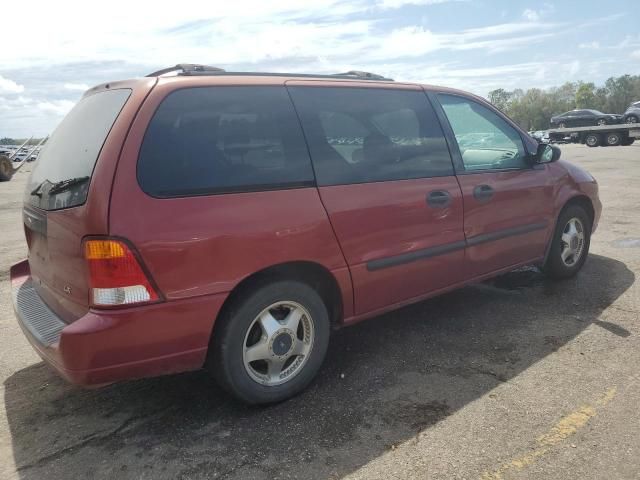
[30,176,90,197]
[48,176,90,195]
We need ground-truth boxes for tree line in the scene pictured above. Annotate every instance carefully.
[0,137,47,146]
[488,74,640,131]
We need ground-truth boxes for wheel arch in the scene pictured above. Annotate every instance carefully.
[543,194,595,265]
[562,195,595,228]
[212,261,345,339]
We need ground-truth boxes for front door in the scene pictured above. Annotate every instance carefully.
[434,93,555,278]
[288,83,466,316]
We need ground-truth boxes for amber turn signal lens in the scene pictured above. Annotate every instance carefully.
[84,238,159,307]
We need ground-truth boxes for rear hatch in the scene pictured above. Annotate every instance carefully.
[22,85,141,323]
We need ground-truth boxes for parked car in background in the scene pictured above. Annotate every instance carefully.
[11,65,601,405]
[623,101,640,124]
[550,109,623,128]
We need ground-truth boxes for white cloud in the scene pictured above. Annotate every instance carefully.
[0,75,24,94]
[63,82,90,91]
[377,0,463,8]
[0,0,634,137]
[631,49,640,59]
[522,4,555,22]
[36,100,75,116]
[568,60,581,76]
[579,41,600,49]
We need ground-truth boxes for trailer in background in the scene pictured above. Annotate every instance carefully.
[548,123,640,147]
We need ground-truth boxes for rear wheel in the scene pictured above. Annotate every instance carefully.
[622,138,635,146]
[0,156,14,181]
[596,118,607,126]
[543,205,591,279]
[626,115,638,124]
[558,122,566,129]
[584,133,600,147]
[209,280,330,404]
[605,132,622,146]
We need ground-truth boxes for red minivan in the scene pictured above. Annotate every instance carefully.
[11,65,601,404]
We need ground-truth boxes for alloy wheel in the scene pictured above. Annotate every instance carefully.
[560,217,585,267]
[243,301,315,386]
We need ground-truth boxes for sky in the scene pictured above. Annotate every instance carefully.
[1,0,639,137]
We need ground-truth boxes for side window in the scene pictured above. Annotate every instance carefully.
[288,87,453,186]
[437,94,527,172]
[138,86,314,197]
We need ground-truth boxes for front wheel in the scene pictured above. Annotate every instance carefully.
[543,205,591,279]
[596,118,607,126]
[625,115,638,124]
[209,280,330,404]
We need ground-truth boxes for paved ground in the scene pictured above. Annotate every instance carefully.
[1,143,639,480]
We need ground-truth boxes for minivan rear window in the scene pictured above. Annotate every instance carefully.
[25,89,131,211]
[137,86,314,197]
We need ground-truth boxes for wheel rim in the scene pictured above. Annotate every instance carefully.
[243,301,315,386]
[607,134,619,145]
[629,116,638,124]
[560,217,585,267]
[597,119,606,126]
[586,135,597,146]
[559,123,566,128]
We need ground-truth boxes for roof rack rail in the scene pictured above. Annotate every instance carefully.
[332,70,394,81]
[146,64,226,77]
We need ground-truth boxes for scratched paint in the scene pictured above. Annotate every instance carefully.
[480,387,617,480]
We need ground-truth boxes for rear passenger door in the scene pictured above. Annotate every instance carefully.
[433,92,555,278]
[288,83,466,316]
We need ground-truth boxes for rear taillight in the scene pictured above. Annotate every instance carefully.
[84,238,160,307]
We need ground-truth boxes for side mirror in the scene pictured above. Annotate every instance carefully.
[535,143,561,164]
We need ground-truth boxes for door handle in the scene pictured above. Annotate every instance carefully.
[426,190,451,208]
[473,184,494,202]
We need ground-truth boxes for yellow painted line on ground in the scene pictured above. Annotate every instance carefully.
[480,387,617,480]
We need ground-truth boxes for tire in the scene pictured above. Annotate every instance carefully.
[596,118,607,126]
[0,156,14,181]
[209,280,330,404]
[605,132,621,146]
[584,133,600,147]
[558,122,566,129]
[543,205,591,280]
[622,138,635,146]
[626,115,638,124]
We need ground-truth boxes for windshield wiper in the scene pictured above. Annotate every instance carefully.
[48,176,90,195]
[30,179,50,197]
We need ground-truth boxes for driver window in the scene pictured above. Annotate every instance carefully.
[437,94,526,171]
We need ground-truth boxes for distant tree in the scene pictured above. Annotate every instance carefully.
[604,75,640,113]
[575,82,596,109]
[486,74,640,130]
[593,87,609,111]
[488,88,512,112]
[0,137,46,145]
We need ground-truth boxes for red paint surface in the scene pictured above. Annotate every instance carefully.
[318,178,465,314]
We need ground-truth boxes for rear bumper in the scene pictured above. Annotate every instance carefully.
[10,260,226,385]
